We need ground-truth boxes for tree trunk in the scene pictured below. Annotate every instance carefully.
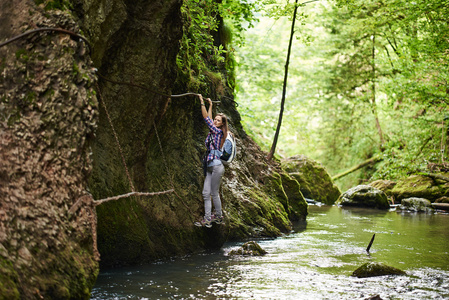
[371,33,385,150]
[267,0,299,161]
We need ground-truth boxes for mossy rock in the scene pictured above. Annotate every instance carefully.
[337,185,390,210]
[369,180,397,195]
[436,196,449,203]
[282,155,341,205]
[399,197,433,212]
[0,258,20,300]
[391,174,449,202]
[352,262,406,278]
[228,241,267,256]
[279,172,308,221]
[262,171,308,222]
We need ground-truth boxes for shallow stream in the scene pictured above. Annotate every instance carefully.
[91,205,449,299]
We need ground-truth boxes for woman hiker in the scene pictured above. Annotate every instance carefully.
[194,94,228,228]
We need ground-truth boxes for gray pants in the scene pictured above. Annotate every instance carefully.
[202,164,225,219]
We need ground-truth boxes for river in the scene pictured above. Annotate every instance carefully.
[91,205,449,299]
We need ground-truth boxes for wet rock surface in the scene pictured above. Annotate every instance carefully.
[352,262,406,278]
[228,241,267,256]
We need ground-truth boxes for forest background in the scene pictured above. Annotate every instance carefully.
[228,0,449,190]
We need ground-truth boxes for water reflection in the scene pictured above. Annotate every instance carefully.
[91,206,449,299]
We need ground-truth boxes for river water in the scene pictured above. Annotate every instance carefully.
[91,205,449,299]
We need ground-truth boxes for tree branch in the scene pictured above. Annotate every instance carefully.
[332,155,382,181]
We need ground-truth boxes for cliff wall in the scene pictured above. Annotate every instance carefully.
[0,0,308,297]
[0,1,98,298]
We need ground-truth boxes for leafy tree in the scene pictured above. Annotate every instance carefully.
[236,0,449,189]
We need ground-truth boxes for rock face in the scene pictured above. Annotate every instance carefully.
[0,1,98,298]
[75,0,308,269]
[282,155,341,205]
[0,0,308,297]
[337,185,390,209]
[352,262,406,278]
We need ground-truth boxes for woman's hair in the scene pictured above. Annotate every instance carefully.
[217,113,228,149]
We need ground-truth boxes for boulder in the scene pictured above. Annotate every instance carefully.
[390,174,449,202]
[433,196,449,211]
[228,241,267,256]
[369,180,397,195]
[282,155,341,205]
[435,196,449,203]
[337,185,390,209]
[400,197,433,212]
[352,262,406,278]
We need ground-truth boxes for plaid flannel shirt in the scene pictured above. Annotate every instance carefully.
[204,116,223,163]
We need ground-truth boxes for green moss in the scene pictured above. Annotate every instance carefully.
[247,187,291,235]
[279,172,308,221]
[282,156,341,205]
[228,241,267,256]
[337,185,390,209]
[35,245,96,299]
[352,262,406,278]
[0,259,20,300]
[391,174,449,202]
[15,49,29,63]
[72,62,80,76]
[0,242,96,299]
[25,91,36,105]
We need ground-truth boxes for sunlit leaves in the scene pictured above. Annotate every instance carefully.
[236,0,448,189]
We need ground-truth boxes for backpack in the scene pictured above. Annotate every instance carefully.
[220,132,237,165]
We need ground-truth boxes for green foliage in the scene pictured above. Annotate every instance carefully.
[176,0,260,93]
[236,0,449,190]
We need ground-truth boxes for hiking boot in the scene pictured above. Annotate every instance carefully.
[194,217,212,228]
[211,214,224,225]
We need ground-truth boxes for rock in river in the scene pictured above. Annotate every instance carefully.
[352,262,406,278]
[337,185,390,209]
[228,241,267,256]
